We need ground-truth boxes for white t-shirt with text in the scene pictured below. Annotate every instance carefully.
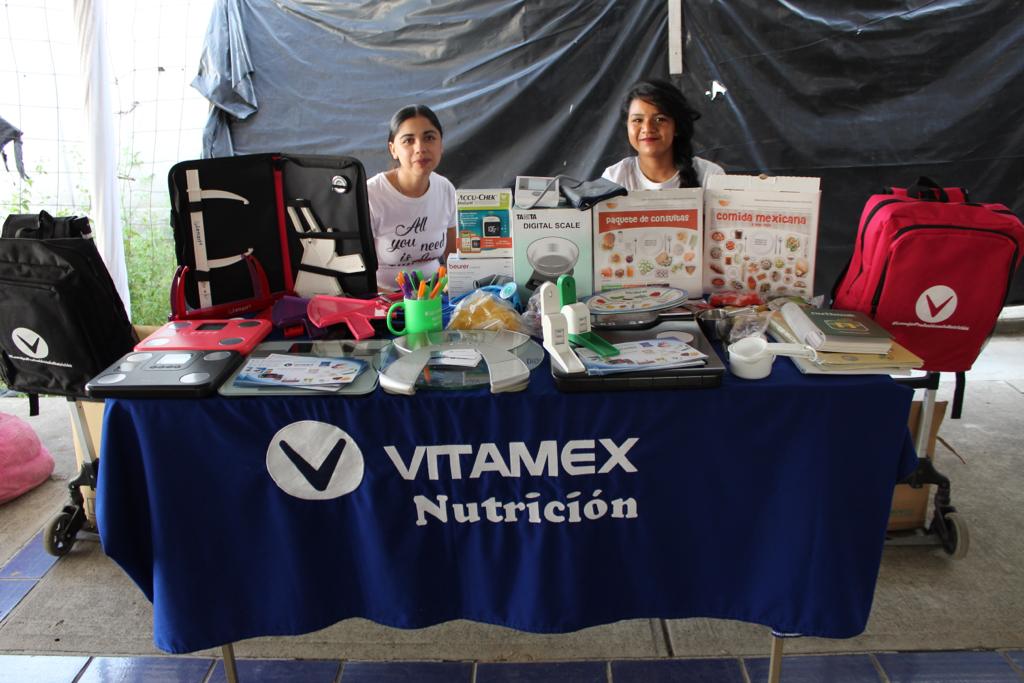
[367,171,457,291]
[601,156,725,191]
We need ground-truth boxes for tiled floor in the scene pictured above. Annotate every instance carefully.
[2,535,1024,682]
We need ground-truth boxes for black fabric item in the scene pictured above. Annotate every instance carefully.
[168,153,376,309]
[0,225,137,399]
[192,1,1024,304]
[3,211,92,239]
[952,371,966,419]
[557,176,627,211]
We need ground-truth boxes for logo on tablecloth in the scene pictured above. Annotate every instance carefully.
[266,421,364,500]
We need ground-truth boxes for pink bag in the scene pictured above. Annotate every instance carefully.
[0,412,55,504]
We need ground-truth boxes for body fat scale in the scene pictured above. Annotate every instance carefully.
[86,349,243,398]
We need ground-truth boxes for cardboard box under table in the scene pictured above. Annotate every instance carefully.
[889,399,948,531]
[703,175,820,299]
[593,189,703,294]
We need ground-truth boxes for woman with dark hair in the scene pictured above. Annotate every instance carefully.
[367,104,457,291]
[602,79,724,191]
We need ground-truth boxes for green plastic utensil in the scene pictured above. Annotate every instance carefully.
[557,275,619,357]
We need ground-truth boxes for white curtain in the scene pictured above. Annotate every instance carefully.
[73,0,131,314]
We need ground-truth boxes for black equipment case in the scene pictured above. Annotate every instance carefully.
[167,153,378,319]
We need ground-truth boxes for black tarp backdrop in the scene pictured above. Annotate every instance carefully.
[195,0,1024,302]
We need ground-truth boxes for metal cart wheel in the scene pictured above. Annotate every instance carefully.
[940,511,970,560]
[44,511,76,557]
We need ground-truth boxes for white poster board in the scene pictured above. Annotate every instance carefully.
[703,175,821,298]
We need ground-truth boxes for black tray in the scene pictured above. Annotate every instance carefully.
[551,321,725,392]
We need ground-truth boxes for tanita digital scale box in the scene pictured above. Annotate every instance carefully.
[511,207,593,297]
[457,189,512,258]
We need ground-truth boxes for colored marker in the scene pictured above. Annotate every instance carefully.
[429,275,447,300]
[417,280,427,300]
[397,271,413,299]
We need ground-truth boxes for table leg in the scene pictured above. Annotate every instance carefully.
[915,385,937,456]
[222,643,239,683]
[768,633,784,683]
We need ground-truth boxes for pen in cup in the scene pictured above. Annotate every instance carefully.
[396,271,413,299]
[429,276,447,300]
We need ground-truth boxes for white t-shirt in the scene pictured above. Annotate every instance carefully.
[601,156,725,191]
[367,171,457,291]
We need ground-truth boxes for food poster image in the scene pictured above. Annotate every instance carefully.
[703,202,818,298]
[594,192,703,294]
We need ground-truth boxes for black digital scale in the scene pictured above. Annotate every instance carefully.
[86,349,243,398]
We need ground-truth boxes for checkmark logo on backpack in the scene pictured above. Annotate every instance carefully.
[279,437,345,492]
[915,285,958,324]
[17,334,40,354]
[266,421,365,500]
[925,294,954,318]
[11,327,49,359]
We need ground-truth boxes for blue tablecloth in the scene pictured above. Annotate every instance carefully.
[96,355,916,654]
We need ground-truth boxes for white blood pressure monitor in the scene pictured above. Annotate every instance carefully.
[515,176,560,209]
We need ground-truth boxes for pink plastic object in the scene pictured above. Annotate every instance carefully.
[307,296,385,340]
[0,412,55,504]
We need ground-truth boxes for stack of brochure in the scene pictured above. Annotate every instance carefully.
[768,312,922,374]
[577,339,707,376]
[234,353,367,392]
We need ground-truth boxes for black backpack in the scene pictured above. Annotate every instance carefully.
[0,211,137,414]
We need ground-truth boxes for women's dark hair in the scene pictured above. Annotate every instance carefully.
[622,79,701,188]
[387,104,444,144]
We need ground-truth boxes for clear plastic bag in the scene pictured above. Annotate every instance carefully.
[446,289,528,334]
[727,311,771,344]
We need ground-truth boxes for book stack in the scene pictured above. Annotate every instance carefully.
[769,304,922,374]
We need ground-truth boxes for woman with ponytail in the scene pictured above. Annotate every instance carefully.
[602,79,724,191]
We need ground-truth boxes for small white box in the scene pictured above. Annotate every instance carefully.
[445,254,514,298]
[514,176,560,209]
[703,175,821,298]
[511,207,593,299]
[457,189,513,258]
[593,189,703,295]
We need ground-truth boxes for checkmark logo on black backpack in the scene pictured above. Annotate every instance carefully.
[16,333,41,354]
[278,437,346,491]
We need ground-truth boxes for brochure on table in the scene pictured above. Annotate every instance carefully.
[592,189,703,294]
[703,175,821,298]
[457,189,512,257]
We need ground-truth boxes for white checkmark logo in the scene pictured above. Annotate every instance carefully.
[915,285,957,323]
[11,327,49,359]
[266,421,364,500]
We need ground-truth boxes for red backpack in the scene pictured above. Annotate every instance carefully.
[832,178,1023,411]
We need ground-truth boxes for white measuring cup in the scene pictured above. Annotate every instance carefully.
[727,336,818,380]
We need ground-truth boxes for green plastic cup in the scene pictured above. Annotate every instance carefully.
[387,296,443,336]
